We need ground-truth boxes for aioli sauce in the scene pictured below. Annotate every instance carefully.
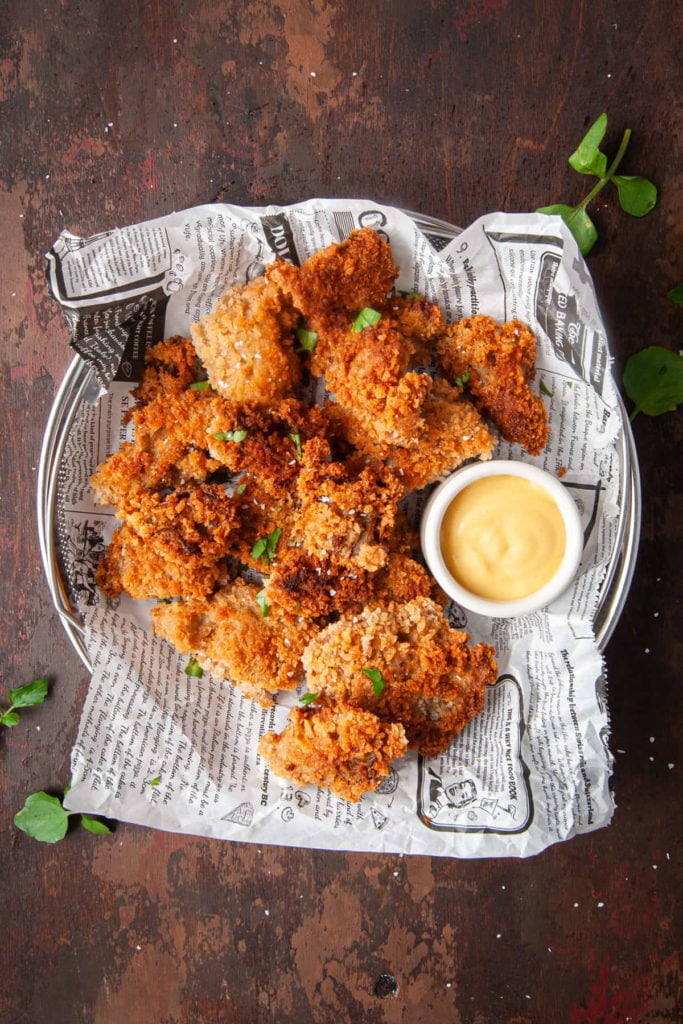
[440,475,566,601]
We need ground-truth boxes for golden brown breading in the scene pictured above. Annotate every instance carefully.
[257,700,407,802]
[367,552,440,606]
[91,388,223,509]
[301,597,497,757]
[191,275,301,404]
[131,336,200,408]
[267,226,398,335]
[437,315,550,455]
[151,578,318,705]
[96,484,239,600]
[264,549,372,619]
[372,378,496,492]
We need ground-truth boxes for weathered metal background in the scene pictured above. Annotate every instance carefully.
[0,1,680,1021]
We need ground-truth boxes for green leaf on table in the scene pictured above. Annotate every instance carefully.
[613,175,658,217]
[8,678,49,708]
[537,203,598,255]
[623,346,683,420]
[1,710,20,727]
[568,113,608,176]
[81,814,113,835]
[666,284,683,308]
[14,792,70,843]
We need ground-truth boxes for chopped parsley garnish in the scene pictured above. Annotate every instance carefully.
[362,667,386,698]
[289,432,303,461]
[255,589,270,617]
[299,692,320,706]
[235,482,247,495]
[214,429,248,442]
[296,327,318,352]
[189,380,213,390]
[539,380,554,398]
[453,371,471,388]
[352,307,382,332]
[148,776,162,787]
[184,657,204,678]
[251,527,282,566]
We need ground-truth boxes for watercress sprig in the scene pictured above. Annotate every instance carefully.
[0,678,49,728]
[14,788,112,843]
[537,113,657,255]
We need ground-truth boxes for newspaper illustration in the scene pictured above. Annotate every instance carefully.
[45,200,622,857]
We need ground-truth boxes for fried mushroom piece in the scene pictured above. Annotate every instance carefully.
[191,275,301,405]
[437,315,550,455]
[151,578,318,705]
[91,388,223,510]
[371,378,496,492]
[258,700,408,802]
[96,484,239,600]
[267,226,398,335]
[131,335,200,408]
[301,597,497,757]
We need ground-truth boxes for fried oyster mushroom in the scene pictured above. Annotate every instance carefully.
[257,700,407,803]
[151,578,318,705]
[301,597,497,758]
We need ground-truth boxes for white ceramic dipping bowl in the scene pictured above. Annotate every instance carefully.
[420,460,584,618]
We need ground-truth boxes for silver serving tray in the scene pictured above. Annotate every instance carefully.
[38,211,641,670]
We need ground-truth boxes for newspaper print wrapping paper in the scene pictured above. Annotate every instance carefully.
[46,200,619,857]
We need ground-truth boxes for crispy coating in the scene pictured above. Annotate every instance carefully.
[437,315,550,455]
[91,388,223,509]
[265,549,372,619]
[267,227,398,334]
[96,484,239,600]
[302,597,497,757]
[258,700,407,802]
[373,378,496,492]
[131,336,200,408]
[151,578,317,705]
[191,275,301,404]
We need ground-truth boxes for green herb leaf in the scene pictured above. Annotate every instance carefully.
[7,678,49,708]
[184,657,204,678]
[255,589,270,617]
[296,327,318,352]
[539,380,554,398]
[189,380,213,391]
[251,526,282,566]
[453,371,471,388]
[362,667,386,698]
[568,113,608,176]
[537,203,598,256]
[147,776,162,787]
[289,432,303,461]
[352,307,382,332]
[299,692,320,705]
[214,429,248,442]
[1,710,21,727]
[623,346,683,420]
[666,284,683,308]
[14,792,70,843]
[235,482,247,494]
[80,814,113,835]
[612,175,658,217]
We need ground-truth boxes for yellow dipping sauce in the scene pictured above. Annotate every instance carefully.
[440,475,566,601]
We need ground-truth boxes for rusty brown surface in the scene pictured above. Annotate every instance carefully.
[0,1,681,1021]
